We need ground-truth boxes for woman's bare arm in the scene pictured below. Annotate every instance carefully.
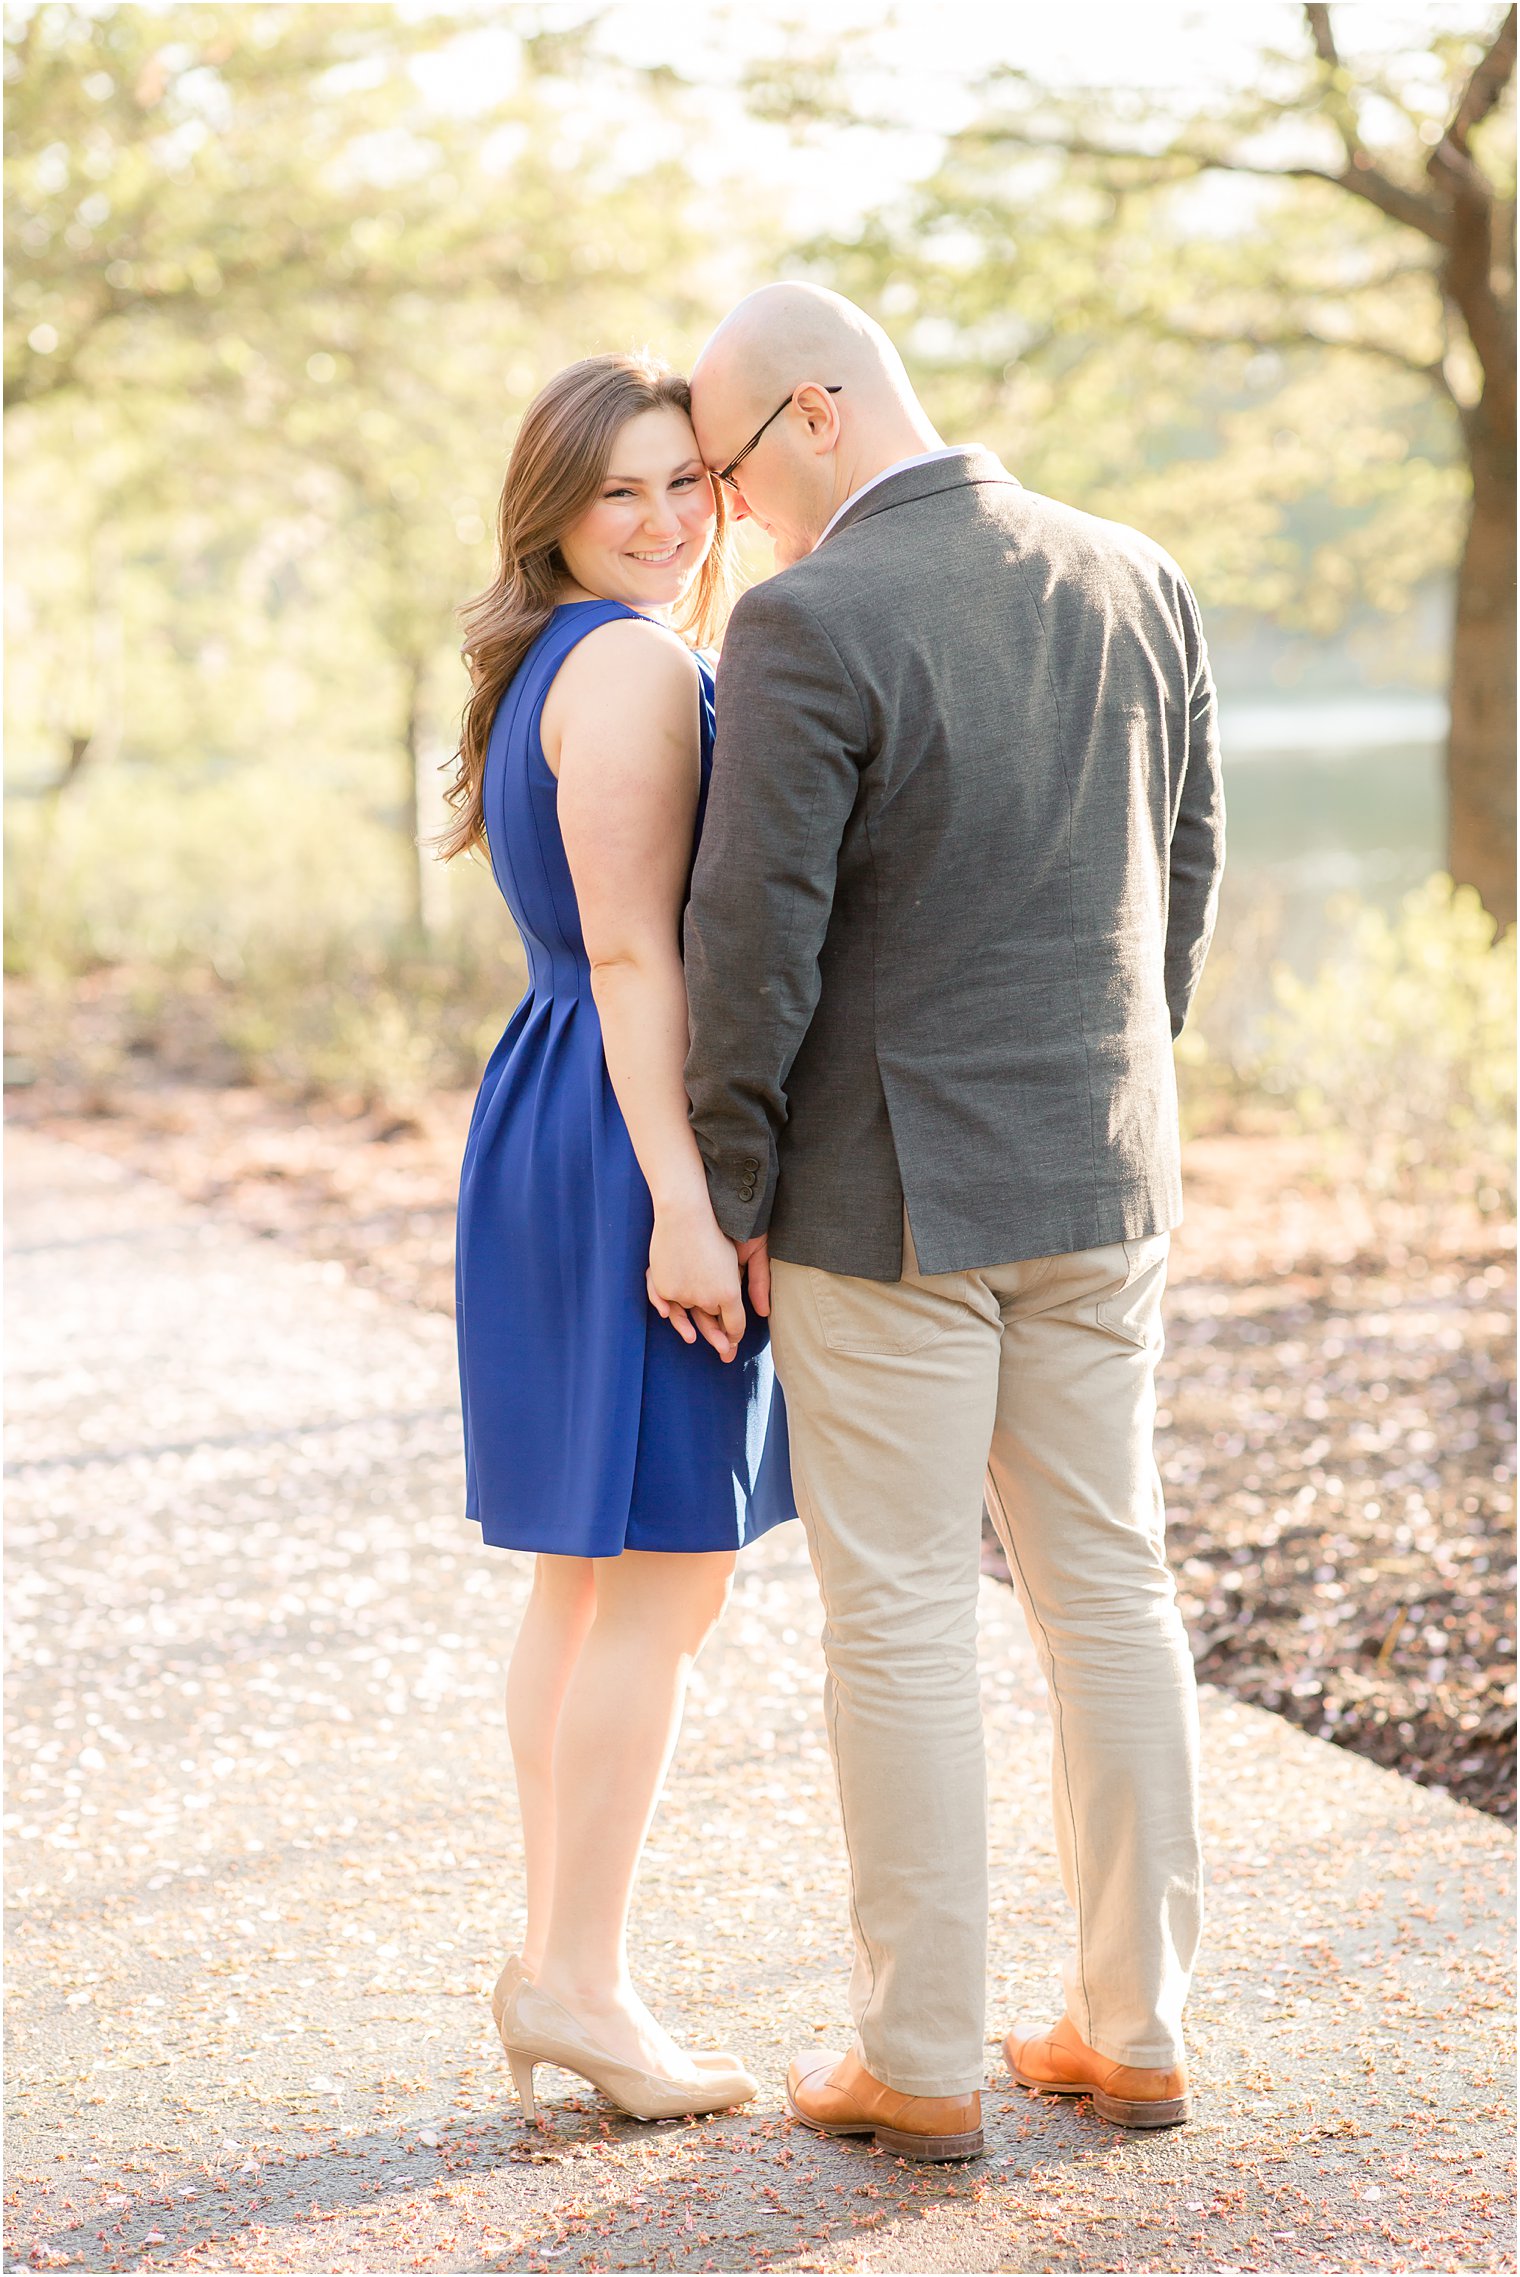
[549,618,745,1362]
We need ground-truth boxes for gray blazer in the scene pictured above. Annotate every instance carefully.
[684,448,1224,1281]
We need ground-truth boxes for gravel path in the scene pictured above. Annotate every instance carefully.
[5,1128,1515,2275]
[19,1086,1514,1818]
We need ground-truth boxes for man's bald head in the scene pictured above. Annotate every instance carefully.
[689,284,942,565]
[692,283,921,433]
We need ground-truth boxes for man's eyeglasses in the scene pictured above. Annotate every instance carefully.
[714,386,842,491]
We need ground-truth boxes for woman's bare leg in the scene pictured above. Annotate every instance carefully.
[505,1555,597,1973]
[533,1547,735,2072]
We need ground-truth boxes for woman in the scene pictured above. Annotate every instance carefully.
[443,354,793,2125]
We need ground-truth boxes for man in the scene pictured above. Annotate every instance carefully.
[662,282,1223,2161]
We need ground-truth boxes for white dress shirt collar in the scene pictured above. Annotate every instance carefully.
[817,446,974,545]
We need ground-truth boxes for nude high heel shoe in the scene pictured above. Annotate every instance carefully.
[490,1953,530,2038]
[490,1954,747,2077]
[497,1979,757,2123]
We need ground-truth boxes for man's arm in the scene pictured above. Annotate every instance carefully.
[1165,582,1225,1037]
[685,578,867,1240]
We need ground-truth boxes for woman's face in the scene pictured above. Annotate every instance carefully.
[557,404,717,612]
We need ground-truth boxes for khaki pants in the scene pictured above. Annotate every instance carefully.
[768,1222,1202,2097]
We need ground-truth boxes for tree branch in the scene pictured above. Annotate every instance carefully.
[1425,7,1518,415]
[1303,3,1369,177]
[1442,4,1517,152]
[961,122,1454,245]
[1143,318,1450,386]
[1323,154,1453,243]
[1305,5,1339,67]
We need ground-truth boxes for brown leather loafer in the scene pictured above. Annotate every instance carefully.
[786,2048,983,2161]
[1005,2015,1190,2128]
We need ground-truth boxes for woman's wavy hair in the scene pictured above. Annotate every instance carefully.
[438,351,732,862]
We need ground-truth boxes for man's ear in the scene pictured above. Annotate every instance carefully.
[795,381,842,452]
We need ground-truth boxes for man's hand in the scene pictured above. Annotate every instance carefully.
[737,1233,771,1319]
[647,1200,746,1363]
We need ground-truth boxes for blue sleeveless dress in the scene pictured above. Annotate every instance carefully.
[455,600,795,1557]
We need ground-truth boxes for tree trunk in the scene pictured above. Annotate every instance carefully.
[48,730,94,800]
[48,524,124,798]
[1445,404,1517,930]
[399,654,428,941]
[400,652,454,941]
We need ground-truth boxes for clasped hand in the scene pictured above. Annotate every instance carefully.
[646,1207,771,1364]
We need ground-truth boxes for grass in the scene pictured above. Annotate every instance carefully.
[1177,873,1515,1218]
[4,763,524,1114]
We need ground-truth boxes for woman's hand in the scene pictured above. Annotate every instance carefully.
[647,1199,746,1363]
[736,1233,770,1319]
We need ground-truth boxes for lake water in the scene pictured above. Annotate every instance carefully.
[1213,693,1445,974]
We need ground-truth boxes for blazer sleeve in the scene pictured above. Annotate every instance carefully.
[684,578,867,1241]
[1165,578,1226,1037]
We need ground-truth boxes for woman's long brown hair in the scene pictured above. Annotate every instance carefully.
[438,352,732,863]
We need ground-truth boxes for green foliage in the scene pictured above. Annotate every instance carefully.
[6,4,1514,1139]
[755,10,1512,626]
[1266,874,1516,1202]
[1184,874,1517,1206]
[4,759,523,1109]
[214,928,517,1114]
[2,2,767,1107]
[4,1,738,932]
[4,3,633,410]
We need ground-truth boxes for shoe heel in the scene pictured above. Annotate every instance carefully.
[506,2049,538,2121]
[1092,2088,1190,2129]
[873,2122,984,2163]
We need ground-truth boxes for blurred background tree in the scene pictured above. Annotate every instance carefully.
[3,0,1513,1121]
[5,0,735,1092]
[746,1,1517,922]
